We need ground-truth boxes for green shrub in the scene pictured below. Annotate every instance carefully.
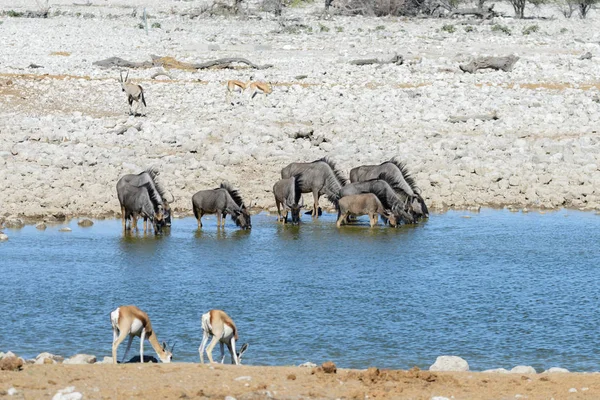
[441,24,455,33]
[560,27,568,34]
[335,26,343,32]
[464,25,475,33]
[319,23,329,32]
[491,24,511,35]
[6,10,24,17]
[151,22,161,28]
[375,25,385,30]
[136,22,144,29]
[522,24,539,35]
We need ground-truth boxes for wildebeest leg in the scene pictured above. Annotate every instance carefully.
[370,213,378,228]
[132,215,138,231]
[143,217,147,233]
[283,210,288,224]
[121,206,126,231]
[312,189,320,218]
[275,199,282,222]
[217,212,222,229]
[222,212,227,228]
[196,209,203,229]
[336,212,344,228]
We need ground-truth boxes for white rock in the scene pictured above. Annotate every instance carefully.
[569,388,577,393]
[234,376,252,381]
[52,386,82,400]
[7,388,17,396]
[543,367,569,373]
[510,366,536,374]
[482,368,509,373]
[0,233,8,241]
[431,397,451,400]
[63,354,96,364]
[59,227,72,232]
[429,356,469,372]
[299,362,317,368]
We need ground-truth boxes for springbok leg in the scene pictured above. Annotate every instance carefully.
[139,329,145,363]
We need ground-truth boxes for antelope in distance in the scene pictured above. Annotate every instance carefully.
[192,182,251,230]
[116,168,173,234]
[339,173,415,225]
[281,157,348,217]
[350,158,428,221]
[337,193,397,228]
[248,81,272,100]
[119,70,146,116]
[199,309,249,365]
[110,305,174,364]
[226,80,248,104]
[273,175,304,224]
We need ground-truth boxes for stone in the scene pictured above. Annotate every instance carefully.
[52,386,83,400]
[7,388,17,396]
[63,354,96,364]
[77,219,93,227]
[4,218,23,228]
[299,362,317,368]
[544,367,569,373]
[0,356,24,371]
[36,222,47,230]
[59,227,72,232]
[321,361,337,374]
[234,376,252,381]
[35,352,64,363]
[99,356,114,364]
[510,365,536,374]
[482,368,509,373]
[0,233,8,241]
[429,356,469,372]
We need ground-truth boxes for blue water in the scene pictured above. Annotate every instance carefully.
[1,209,599,372]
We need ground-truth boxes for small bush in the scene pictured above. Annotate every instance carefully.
[491,24,511,35]
[560,27,569,34]
[335,26,343,32]
[464,25,475,33]
[6,10,24,17]
[151,22,161,28]
[375,25,386,30]
[522,24,539,35]
[319,23,330,32]
[136,22,144,29]
[441,24,455,33]
[357,27,363,32]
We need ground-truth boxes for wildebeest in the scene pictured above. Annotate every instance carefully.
[116,168,172,234]
[273,176,304,224]
[119,70,146,116]
[350,158,428,220]
[281,157,348,217]
[339,175,414,225]
[337,193,397,228]
[192,183,251,230]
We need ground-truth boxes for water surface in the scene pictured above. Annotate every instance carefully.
[1,209,599,371]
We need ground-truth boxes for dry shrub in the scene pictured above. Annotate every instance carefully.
[333,0,437,16]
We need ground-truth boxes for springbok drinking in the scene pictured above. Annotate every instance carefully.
[199,309,248,365]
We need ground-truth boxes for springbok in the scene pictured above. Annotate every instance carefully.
[119,70,146,116]
[248,81,272,100]
[199,310,248,365]
[226,80,248,104]
[110,305,174,364]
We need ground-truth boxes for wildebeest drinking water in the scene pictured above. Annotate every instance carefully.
[272,176,304,224]
[350,158,428,221]
[337,193,397,228]
[192,183,251,229]
[281,157,348,217]
[116,168,173,234]
[339,174,414,225]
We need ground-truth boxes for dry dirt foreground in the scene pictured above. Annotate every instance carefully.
[1,1,600,220]
[2,364,600,399]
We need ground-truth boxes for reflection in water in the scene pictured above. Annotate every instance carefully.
[3,210,600,372]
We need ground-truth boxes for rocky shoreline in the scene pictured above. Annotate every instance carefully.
[1,1,600,221]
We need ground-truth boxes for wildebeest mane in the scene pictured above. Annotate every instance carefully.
[314,157,349,186]
[386,158,419,194]
[220,182,245,207]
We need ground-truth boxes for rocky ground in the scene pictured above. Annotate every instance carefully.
[1,0,600,222]
[2,352,600,399]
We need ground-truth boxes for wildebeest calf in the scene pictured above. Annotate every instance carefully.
[336,193,396,228]
[273,176,303,224]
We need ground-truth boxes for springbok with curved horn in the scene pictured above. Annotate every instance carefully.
[199,310,248,365]
[119,70,146,116]
[110,305,173,364]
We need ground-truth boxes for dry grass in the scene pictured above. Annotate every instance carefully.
[49,51,71,56]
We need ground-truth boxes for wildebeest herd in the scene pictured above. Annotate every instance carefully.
[116,157,428,233]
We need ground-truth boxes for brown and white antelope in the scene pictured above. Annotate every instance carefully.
[110,305,173,364]
[119,70,146,116]
[248,81,272,100]
[199,309,248,365]
[226,80,248,104]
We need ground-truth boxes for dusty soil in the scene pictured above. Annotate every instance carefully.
[1,364,599,399]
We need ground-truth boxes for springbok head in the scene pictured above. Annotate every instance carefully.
[118,71,130,92]
[160,341,175,363]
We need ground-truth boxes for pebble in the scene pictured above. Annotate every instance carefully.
[429,356,469,372]
[0,233,8,241]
